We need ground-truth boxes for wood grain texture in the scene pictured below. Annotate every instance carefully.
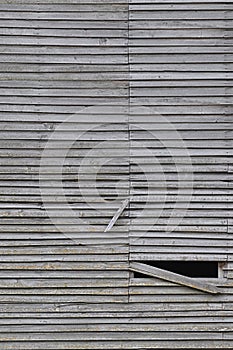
[0,0,231,349]
[128,1,231,348]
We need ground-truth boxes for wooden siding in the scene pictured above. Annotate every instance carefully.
[128,1,233,349]
[0,0,232,349]
[129,0,231,262]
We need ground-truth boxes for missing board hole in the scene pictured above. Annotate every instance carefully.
[133,261,220,278]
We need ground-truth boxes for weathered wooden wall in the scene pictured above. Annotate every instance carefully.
[0,0,232,348]
[128,1,233,348]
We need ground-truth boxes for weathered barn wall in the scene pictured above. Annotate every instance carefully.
[0,0,232,349]
[128,1,233,348]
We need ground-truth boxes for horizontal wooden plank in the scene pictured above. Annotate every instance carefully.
[0,332,225,340]
[0,261,128,270]
[0,11,128,21]
[130,11,230,20]
[130,20,233,30]
[130,254,228,262]
[0,27,128,37]
[130,54,233,63]
[0,322,233,332]
[0,47,128,55]
[129,238,232,246]
[0,314,233,325]
[0,4,128,11]
[130,4,233,10]
[0,295,128,303]
[0,19,129,29]
[0,37,128,46]
[0,270,130,278]
[0,245,128,254]
[0,340,233,349]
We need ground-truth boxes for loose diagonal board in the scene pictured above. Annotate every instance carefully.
[104,198,130,232]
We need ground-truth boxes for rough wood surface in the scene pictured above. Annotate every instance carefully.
[0,0,231,349]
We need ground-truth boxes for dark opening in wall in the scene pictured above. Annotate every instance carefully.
[133,261,219,278]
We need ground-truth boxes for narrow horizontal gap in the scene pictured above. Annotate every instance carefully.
[133,261,219,278]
